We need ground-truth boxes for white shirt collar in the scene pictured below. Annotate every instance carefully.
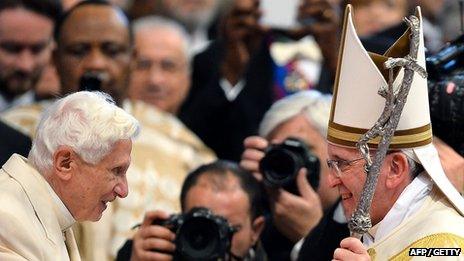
[219,79,245,101]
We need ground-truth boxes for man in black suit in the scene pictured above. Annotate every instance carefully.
[179,0,339,161]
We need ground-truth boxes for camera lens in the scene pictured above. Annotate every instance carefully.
[259,138,320,192]
[176,217,220,260]
[260,148,300,186]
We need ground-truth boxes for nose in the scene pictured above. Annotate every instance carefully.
[327,170,342,188]
[114,176,129,198]
[15,49,36,73]
[148,65,166,86]
[84,48,108,71]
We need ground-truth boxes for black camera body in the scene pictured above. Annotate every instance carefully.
[259,137,320,194]
[153,207,236,261]
[426,35,464,80]
[426,34,464,156]
[79,72,103,91]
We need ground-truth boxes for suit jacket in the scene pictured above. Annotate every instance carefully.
[0,120,31,165]
[179,40,275,161]
[0,154,80,261]
[179,39,334,161]
[297,201,349,261]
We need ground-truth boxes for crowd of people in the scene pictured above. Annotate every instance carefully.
[0,0,463,260]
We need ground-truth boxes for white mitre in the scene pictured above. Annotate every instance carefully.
[327,5,464,215]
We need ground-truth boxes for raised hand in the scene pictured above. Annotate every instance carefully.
[220,0,269,85]
[131,211,176,261]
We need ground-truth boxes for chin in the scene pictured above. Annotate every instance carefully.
[89,212,104,222]
[342,203,355,220]
[85,206,105,222]
[343,209,352,221]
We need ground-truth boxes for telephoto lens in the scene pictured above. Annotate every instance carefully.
[153,207,237,261]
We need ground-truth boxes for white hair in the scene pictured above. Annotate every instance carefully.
[259,90,332,138]
[132,15,192,65]
[28,91,140,174]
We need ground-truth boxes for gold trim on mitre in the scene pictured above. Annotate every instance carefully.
[328,122,432,149]
[328,5,432,149]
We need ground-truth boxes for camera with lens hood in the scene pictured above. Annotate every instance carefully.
[152,207,237,261]
[426,34,464,155]
[259,137,320,194]
[79,71,103,91]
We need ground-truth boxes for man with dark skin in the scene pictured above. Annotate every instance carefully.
[1,0,133,136]
[53,0,133,106]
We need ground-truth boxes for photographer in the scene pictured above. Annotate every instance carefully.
[426,30,464,194]
[179,0,340,162]
[240,90,343,260]
[119,160,266,261]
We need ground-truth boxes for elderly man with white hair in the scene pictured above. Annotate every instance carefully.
[0,91,140,260]
[329,6,464,260]
[241,89,341,260]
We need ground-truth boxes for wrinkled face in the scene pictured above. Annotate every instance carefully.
[129,27,190,114]
[267,114,339,210]
[70,139,132,221]
[184,174,260,259]
[326,143,391,224]
[0,8,53,97]
[54,5,132,105]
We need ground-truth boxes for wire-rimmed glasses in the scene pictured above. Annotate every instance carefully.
[326,157,365,177]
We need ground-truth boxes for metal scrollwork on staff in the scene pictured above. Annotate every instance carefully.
[348,15,428,239]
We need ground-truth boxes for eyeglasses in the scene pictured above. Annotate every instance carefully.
[326,157,365,178]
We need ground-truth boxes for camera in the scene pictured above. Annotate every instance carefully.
[259,137,320,194]
[152,207,237,261]
[426,34,464,80]
[426,35,464,156]
[79,72,103,91]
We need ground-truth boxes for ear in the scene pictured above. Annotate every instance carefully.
[385,152,409,189]
[53,146,78,181]
[250,216,265,245]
